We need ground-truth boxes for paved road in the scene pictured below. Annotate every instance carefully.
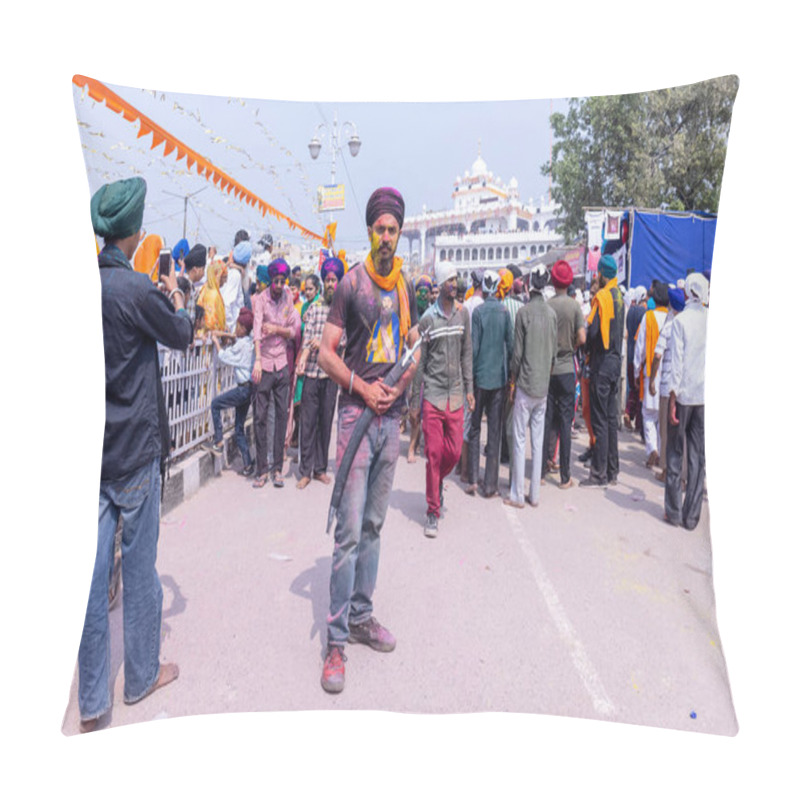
[62,419,736,736]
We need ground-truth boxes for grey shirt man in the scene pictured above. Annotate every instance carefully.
[511,292,558,398]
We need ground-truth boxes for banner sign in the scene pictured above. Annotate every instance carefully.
[318,184,346,213]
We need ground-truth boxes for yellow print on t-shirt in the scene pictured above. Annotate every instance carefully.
[366,293,400,364]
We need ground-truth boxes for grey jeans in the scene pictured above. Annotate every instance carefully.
[510,388,547,505]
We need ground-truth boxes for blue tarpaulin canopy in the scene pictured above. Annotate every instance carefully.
[628,210,716,289]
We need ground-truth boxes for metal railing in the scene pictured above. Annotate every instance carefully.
[158,341,245,460]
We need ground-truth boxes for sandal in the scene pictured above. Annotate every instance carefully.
[272,472,285,488]
[252,474,269,489]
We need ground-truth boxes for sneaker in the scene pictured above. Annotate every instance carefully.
[321,645,346,693]
[424,513,439,538]
[578,448,594,464]
[347,616,396,652]
[239,463,255,477]
[579,476,608,488]
[203,440,224,455]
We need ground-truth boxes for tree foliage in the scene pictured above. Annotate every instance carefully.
[542,76,739,240]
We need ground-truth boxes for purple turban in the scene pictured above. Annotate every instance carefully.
[320,257,344,282]
[237,308,254,333]
[267,258,290,279]
[416,274,433,291]
[366,187,405,228]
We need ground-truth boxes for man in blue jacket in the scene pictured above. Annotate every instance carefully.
[78,177,194,732]
[467,270,514,498]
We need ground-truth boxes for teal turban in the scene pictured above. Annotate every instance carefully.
[598,254,618,279]
[90,177,147,240]
[256,264,271,285]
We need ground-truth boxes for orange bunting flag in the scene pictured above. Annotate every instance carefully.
[73,75,325,244]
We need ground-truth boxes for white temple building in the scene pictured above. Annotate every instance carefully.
[401,147,565,276]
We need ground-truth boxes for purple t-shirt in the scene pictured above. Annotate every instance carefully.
[327,263,418,414]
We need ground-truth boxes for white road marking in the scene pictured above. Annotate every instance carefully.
[503,504,616,716]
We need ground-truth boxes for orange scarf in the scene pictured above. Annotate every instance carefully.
[586,276,619,349]
[198,261,228,332]
[639,306,667,400]
[364,253,411,340]
[133,233,164,283]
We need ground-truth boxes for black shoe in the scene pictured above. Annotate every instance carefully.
[424,513,438,538]
[579,476,608,488]
[578,448,594,464]
[239,464,255,477]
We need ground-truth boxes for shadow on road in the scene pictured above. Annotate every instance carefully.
[289,556,332,656]
[604,482,665,521]
[388,487,426,525]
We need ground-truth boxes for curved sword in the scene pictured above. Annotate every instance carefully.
[326,331,427,533]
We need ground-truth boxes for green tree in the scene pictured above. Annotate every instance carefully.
[542,76,739,240]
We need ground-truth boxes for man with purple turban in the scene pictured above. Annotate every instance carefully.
[317,187,420,693]
[251,258,301,488]
[295,257,345,489]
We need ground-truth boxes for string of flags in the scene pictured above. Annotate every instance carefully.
[72,75,325,244]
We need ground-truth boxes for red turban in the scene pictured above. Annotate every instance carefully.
[551,260,573,289]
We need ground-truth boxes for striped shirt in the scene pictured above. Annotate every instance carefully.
[412,298,473,411]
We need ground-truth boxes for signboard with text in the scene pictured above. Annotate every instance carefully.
[317,184,346,213]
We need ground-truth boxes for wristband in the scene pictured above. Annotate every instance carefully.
[169,288,185,303]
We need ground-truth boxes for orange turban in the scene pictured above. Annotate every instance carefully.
[498,268,513,300]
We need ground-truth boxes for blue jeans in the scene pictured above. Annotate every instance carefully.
[211,382,253,468]
[78,456,163,720]
[327,405,400,647]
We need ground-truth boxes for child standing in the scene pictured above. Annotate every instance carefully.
[206,308,256,476]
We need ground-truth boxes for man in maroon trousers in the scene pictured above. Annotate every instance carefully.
[411,259,474,537]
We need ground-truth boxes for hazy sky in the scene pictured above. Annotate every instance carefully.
[73,78,568,258]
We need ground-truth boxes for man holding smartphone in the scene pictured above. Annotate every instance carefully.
[78,177,193,733]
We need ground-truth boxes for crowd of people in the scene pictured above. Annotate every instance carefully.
[76,176,711,729]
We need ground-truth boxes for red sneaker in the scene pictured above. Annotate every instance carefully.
[321,645,346,693]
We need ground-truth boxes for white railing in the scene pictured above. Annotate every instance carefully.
[158,341,244,460]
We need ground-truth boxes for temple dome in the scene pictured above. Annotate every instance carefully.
[471,154,488,177]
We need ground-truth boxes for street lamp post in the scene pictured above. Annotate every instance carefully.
[308,112,361,227]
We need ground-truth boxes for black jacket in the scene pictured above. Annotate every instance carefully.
[98,245,193,481]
